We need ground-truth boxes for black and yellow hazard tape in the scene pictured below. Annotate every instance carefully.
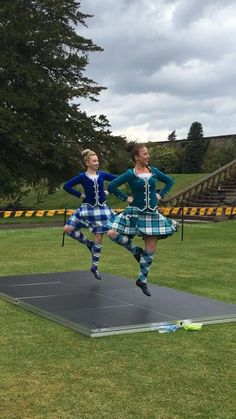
[0,207,235,219]
[0,209,75,219]
[159,206,236,217]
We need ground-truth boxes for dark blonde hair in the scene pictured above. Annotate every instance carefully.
[125,142,146,162]
[81,149,97,163]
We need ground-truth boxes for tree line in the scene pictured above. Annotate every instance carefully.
[148,124,236,175]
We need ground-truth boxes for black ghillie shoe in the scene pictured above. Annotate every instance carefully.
[133,247,143,263]
[91,266,102,280]
[136,279,151,297]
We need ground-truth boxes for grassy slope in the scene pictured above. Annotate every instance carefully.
[0,222,236,418]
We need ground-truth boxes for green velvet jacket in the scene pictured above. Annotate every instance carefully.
[107,167,174,211]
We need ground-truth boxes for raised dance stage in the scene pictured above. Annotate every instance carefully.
[0,271,235,337]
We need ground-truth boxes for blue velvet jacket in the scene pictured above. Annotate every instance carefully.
[107,167,174,211]
[63,171,116,207]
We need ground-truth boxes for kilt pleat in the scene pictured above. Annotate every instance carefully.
[106,207,179,238]
[66,204,115,234]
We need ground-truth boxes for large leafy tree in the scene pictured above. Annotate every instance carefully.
[0,0,122,203]
[148,143,183,173]
[202,138,236,172]
[182,122,208,173]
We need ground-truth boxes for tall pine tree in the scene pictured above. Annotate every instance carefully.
[167,130,177,142]
[182,122,208,173]
[0,0,123,202]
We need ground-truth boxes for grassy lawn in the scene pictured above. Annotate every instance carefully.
[0,221,235,418]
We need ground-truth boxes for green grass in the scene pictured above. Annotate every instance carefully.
[168,173,208,197]
[0,214,65,226]
[0,221,236,418]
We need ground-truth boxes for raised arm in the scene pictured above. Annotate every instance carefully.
[152,168,174,198]
[63,174,83,199]
[101,172,117,182]
[107,171,132,201]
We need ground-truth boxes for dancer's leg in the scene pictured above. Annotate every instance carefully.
[90,233,103,280]
[64,225,93,252]
[106,230,143,262]
[136,236,157,297]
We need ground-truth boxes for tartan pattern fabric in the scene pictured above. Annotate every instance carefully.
[138,250,155,283]
[66,204,115,234]
[67,230,93,251]
[110,233,139,257]
[91,243,102,268]
[106,207,179,238]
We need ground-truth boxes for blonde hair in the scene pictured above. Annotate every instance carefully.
[81,149,97,163]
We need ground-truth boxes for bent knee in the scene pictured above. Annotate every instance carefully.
[94,233,102,245]
[64,225,74,234]
[107,230,118,239]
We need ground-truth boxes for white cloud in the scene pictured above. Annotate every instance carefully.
[79,0,236,140]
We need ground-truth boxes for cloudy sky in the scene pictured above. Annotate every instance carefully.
[80,0,236,141]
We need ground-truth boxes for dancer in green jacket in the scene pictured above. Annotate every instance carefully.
[106,142,178,297]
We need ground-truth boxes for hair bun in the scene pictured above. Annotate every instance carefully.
[81,149,92,158]
[125,142,137,153]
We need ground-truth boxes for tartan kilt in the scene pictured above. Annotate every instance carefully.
[65,203,115,234]
[106,206,179,238]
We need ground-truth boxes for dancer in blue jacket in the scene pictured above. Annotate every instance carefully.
[63,149,116,280]
[106,142,178,296]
